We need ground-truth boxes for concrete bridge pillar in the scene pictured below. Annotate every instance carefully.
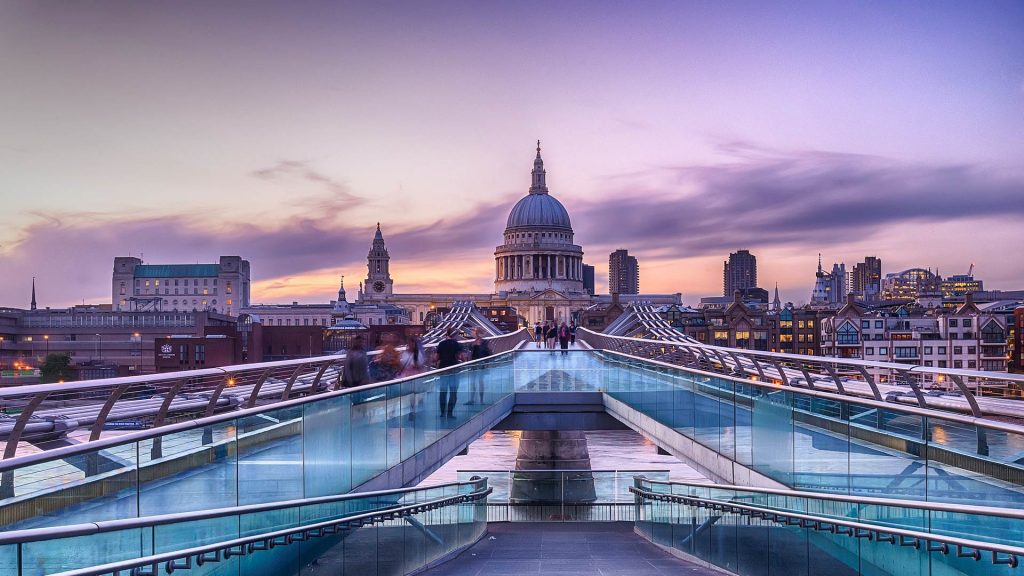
[511,430,597,504]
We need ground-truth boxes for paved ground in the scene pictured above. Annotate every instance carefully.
[418,522,721,576]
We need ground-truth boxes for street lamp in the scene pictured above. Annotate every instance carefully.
[95,334,102,363]
[43,335,49,358]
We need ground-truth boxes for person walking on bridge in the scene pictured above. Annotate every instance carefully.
[558,321,571,355]
[435,328,463,419]
[342,336,370,388]
[467,328,491,404]
[534,321,542,348]
[545,321,557,350]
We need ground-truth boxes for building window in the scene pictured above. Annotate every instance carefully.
[968,360,976,369]
[226,282,233,294]
[226,298,232,306]
[949,319,958,327]
[861,320,870,329]
[968,346,976,355]
[837,322,859,345]
[963,319,972,328]
[894,347,917,359]
[879,348,888,355]
[938,347,946,354]
[954,360,963,369]
[938,361,947,368]
[924,347,932,355]
[982,323,1005,344]
[954,346,962,355]
[865,348,874,355]
[875,320,883,329]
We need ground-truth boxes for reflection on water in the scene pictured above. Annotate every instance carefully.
[420,430,708,486]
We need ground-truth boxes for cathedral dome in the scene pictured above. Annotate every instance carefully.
[506,193,572,230]
[504,141,572,231]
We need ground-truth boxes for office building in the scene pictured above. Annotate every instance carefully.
[723,250,756,296]
[851,257,882,302]
[608,250,639,295]
[112,256,251,316]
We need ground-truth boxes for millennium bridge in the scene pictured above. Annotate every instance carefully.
[0,307,1023,575]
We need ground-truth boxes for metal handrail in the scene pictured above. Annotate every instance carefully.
[580,328,1024,383]
[595,347,1024,437]
[0,335,527,473]
[0,328,527,399]
[49,485,493,576]
[579,328,1024,419]
[0,328,530,460]
[632,478,1024,520]
[0,478,486,545]
[630,485,1023,567]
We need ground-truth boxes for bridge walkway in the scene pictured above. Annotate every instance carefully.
[418,522,718,576]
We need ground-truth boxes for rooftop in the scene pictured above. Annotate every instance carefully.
[134,264,220,278]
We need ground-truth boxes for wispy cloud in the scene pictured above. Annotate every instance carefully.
[573,144,1024,256]
[251,160,365,210]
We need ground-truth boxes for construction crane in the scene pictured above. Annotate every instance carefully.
[967,262,974,277]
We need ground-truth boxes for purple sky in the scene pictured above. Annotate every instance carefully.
[2,1,1023,308]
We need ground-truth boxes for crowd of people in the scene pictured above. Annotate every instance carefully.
[341,318,576,417]
[339,327,493,418]
[533,320,576,354]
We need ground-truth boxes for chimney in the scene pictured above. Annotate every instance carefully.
[847,292,855,306]
[965,293,973,306]
[733,290,742,304]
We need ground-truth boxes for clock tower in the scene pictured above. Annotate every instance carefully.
[363,223,393,300]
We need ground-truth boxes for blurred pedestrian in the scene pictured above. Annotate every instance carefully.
[534,321,543,348]
[467,328,491,404]
[545,321,557,350]
[558,321,570,355]
[399,335,426,421]
[435,328,463,418]
[370,333,401,381]
[342,336,369,388]
[570,322,577,345]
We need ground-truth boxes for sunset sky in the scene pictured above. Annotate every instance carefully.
[2,1,1023,308]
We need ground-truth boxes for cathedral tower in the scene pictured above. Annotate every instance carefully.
[364,223,393,300]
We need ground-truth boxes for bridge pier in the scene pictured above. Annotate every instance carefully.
[511,430,596,505]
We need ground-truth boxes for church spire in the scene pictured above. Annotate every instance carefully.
[773,282,781,311]
[530,140,548,195]
[30,277,37,311]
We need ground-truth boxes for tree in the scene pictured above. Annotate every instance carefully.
[40,353,74,384]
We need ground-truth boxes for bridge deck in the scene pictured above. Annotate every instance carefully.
[418,522,718,576]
